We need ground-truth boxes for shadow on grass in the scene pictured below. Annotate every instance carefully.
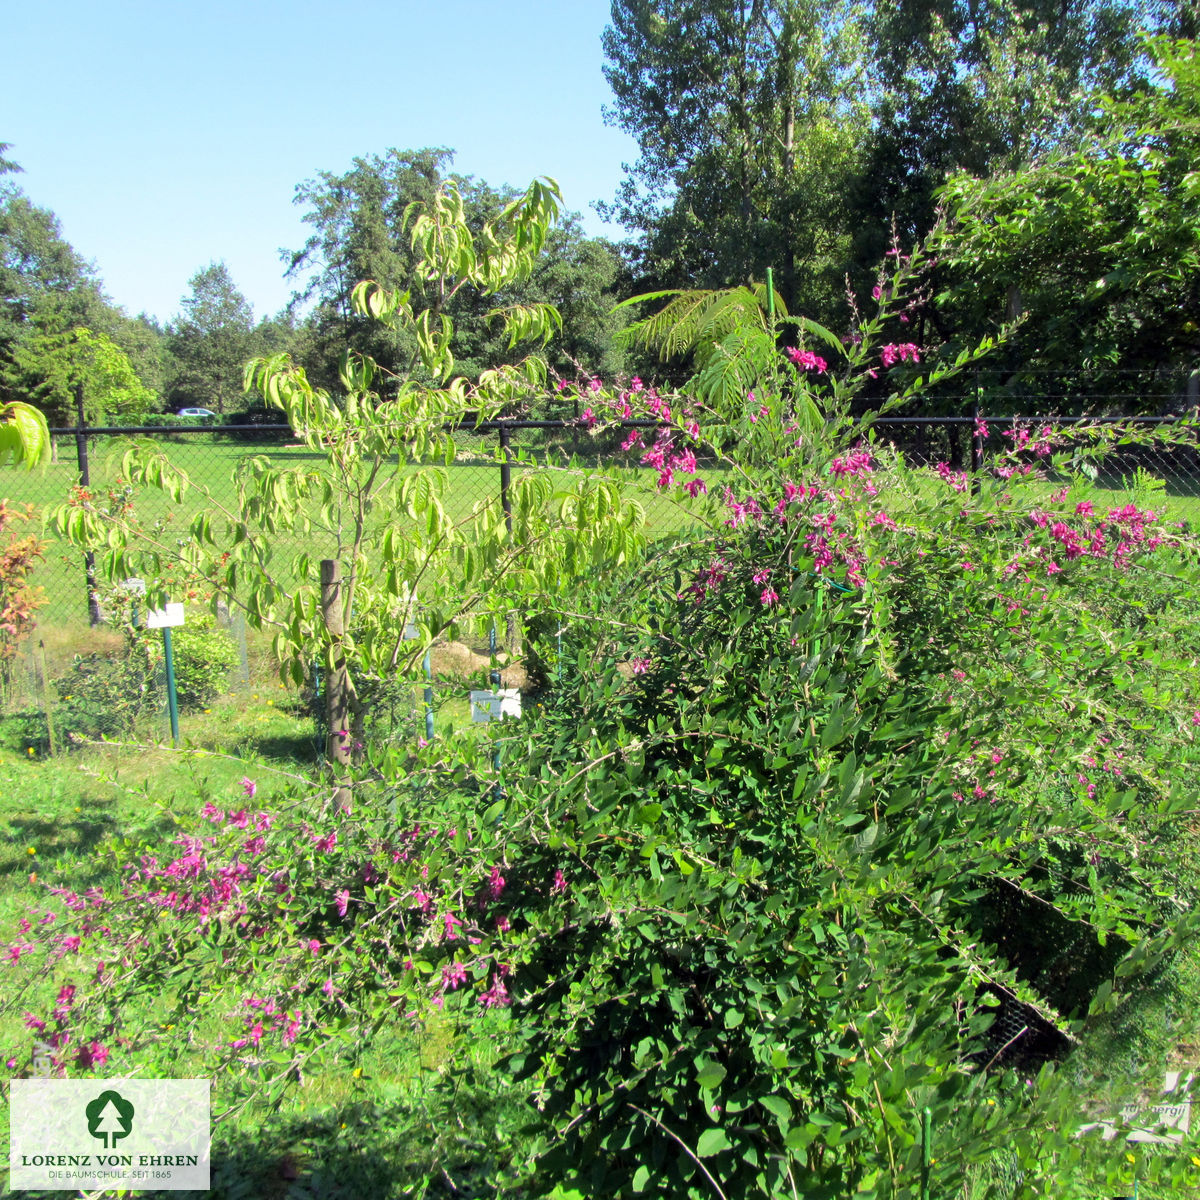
[9,1091,538,1200]
[233,732,322,765]
[0,797,176,889]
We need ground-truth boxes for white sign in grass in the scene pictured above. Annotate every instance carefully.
[1077,1071,1193,1144]
[469,689,522,723]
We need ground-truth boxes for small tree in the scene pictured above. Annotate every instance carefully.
[4,324,156,437]
[56,177,645,794]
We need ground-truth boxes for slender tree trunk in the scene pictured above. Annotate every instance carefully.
[320,559,353,810]
[74,383,102,626]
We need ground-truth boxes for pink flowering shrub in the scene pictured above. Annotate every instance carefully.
[11,224,1200,1197]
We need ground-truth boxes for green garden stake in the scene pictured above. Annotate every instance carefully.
[920,1106,932,1200]
[489,625,503,794]
[423,649,434,743]
[145,600,184,747]
[162,626,180,748]
[765,266,776,325]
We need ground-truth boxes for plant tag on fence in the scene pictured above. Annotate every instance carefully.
[145,602,185,629]
[470,689,522,723]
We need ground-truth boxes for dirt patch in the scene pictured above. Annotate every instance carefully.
[430,640,529,690]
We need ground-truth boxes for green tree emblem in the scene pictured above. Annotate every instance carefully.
[85,1090,134,1149]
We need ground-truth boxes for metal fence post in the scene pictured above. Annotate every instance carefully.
[971,397,984,496]
[73,386,102,626]
[498,420,514,534]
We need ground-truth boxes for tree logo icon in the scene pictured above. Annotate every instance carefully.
[85,1089,135,1149]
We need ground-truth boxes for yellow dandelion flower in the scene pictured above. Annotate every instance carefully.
[26,847,36,856]
[26,747,34,756]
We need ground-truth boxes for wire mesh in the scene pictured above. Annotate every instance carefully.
[4,408,1200,744]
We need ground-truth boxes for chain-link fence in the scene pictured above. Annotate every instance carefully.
[6,411,1200,626]
[3,409,1199,745]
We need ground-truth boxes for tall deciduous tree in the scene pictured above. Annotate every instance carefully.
[600,0,870,321]
[286,149,630,390]
[855,0,1172,263]
[935,35,1200,384]
[601,0,1173,318]
[166,262,257,414]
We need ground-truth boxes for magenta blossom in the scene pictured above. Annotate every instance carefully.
[786,347,828,373]
[76,1041,110,1069]
[241,777,257,799]
[441,962,468,992]
[880,343,920,367]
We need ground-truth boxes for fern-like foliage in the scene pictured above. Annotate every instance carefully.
[614,286,786,362]
[692,326,778,415]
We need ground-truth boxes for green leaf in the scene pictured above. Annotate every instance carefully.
[695,1060,727,1090]
[695,1127,732,1158]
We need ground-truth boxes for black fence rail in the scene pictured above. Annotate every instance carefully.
[3,412,1199,633]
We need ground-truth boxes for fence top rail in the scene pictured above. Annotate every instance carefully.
[49,424,296,435]
[47,413,1195,438]
[870,415,1193,426]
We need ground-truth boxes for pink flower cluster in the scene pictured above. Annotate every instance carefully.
[935,462,968,493]
[231,995,301,1051]
[880,343,920,367]
[786,347,827,374]
[831,450,874,479]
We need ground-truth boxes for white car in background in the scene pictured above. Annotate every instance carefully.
[176,408,217,420]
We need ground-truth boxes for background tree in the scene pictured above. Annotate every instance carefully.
[166,262,258,414]
[286,148,630,392]
[934,35,1200,396]
[0,189,108,385]
[1,158,164,416]
[4,324,156,429]
[600,0,870,323]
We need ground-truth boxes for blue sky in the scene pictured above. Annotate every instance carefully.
[5,0,639,325]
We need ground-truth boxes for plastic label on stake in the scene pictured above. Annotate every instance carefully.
[146,602,185,629]
[469,689,522,723]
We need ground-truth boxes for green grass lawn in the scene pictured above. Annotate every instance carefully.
[0,650,530,1198]
[1,434,718,636]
